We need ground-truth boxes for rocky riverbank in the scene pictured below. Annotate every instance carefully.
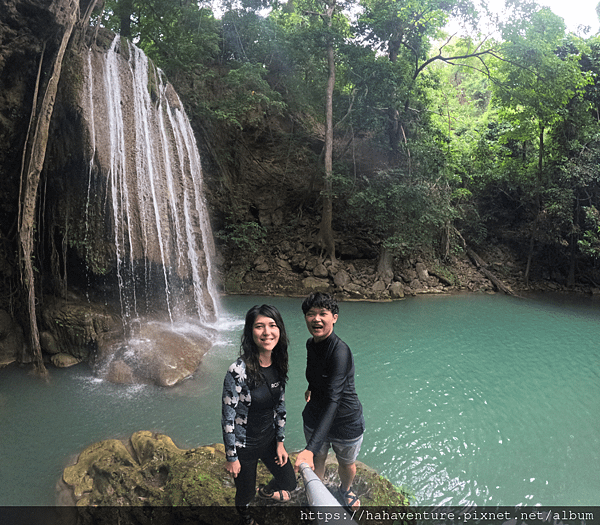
[218,226,599,300]
[58,430,409,525]
[2,232,597,386]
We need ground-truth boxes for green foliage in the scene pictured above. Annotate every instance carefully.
[579,206,600,258]
[492,8,589,148]
[209,62,287,128]
[347,167,456,255]
[90,0,600,277]
[215,221,267,254]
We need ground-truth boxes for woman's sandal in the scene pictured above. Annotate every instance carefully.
[339,485,360,511]
[257,484,291,502]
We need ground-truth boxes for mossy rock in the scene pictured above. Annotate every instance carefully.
[61,431,412,525]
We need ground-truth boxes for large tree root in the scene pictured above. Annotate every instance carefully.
[18,0,79,376]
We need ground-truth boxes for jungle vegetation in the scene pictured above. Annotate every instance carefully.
[93,0,600,283]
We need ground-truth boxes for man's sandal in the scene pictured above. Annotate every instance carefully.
[258,484,291,502]
[339,485,360,511]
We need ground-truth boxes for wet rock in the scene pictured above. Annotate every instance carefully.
[96,322,212,387]
[41,296,122,362]
[40,331,60,354]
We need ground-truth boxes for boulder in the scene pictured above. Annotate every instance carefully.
[51,353,82,368]
[276,258,292,271]
[415,262,429,281]
[372,280,387,293]
[41,296,122,361]
[333,268,351,288]
[40,331,60,354]
[313,263,329,278]
[305,257,319,272]
[301,276,331,293]
[344,283,365,298]
[96,322,212,387]
[254,256,270,273]
[389,281,405,299]
[61,431,411,525]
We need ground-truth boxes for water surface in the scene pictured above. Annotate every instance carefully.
[0,293,598,506]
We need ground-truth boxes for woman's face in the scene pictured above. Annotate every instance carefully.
[252,314,280,352]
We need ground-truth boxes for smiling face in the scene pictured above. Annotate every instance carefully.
[304,307,338,343]
[252,315,280,353]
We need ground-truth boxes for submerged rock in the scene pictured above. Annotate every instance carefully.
[60,431,410,525]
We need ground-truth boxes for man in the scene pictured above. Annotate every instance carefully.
[294,292,365,511]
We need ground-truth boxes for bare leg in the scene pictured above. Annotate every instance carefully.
[313,454,327,480]
[338,462,356,492]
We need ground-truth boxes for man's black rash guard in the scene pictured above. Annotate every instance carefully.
[302,331,365,455]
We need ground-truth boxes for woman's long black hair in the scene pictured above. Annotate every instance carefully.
[241,304,289,386]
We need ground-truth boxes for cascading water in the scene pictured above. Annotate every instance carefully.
[80,35,220,386]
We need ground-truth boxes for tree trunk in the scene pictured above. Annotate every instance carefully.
[524,124,545,284]
[318,0,337,264]
[118,0,135,38]
[466,247,516,296]
[18,0,79,377]
[454,227,517,296]
[375,245,394,284]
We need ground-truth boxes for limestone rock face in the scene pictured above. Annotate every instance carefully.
[38,294,211,386]
[41,296,122,361]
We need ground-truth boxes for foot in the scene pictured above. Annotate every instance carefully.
[339,485,360,511]
[258,485,291,502]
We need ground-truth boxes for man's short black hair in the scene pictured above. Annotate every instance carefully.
[301,292,339,315]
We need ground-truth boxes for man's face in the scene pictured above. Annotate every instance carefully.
[304,307,338,343]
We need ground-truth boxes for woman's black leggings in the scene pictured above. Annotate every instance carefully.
[234,438,297,507]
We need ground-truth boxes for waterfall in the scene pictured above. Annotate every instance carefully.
[82,35,219,330]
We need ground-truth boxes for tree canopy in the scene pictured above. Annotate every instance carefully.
[94,0,600,284]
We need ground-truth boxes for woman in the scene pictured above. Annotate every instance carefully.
[222,304,297,525]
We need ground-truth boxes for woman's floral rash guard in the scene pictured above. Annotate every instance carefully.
[221,357,287,462]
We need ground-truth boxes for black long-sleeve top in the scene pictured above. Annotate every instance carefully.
[302,331,365,455]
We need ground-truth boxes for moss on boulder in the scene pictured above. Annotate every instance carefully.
[61,431,411,525]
